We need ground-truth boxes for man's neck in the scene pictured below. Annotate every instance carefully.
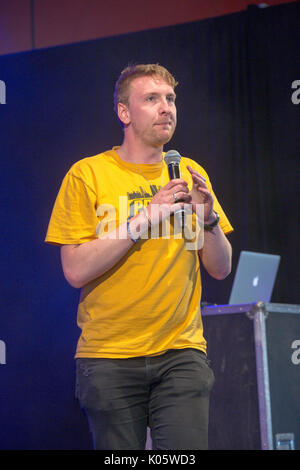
[117,141,164,164]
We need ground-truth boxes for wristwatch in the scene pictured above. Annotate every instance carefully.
[204,211,220,231]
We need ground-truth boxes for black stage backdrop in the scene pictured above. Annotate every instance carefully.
[0,3,299,449]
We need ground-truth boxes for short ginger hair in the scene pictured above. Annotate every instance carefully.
[113,63,178,114]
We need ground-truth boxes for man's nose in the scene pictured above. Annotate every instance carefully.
[159,97,171,113]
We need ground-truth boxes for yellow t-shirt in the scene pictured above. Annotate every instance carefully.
[45,147,233,358]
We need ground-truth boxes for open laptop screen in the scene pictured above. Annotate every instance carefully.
[229,251,281,305]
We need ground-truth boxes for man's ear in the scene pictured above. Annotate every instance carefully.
[117,102,130,126]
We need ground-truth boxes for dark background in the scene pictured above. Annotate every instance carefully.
[0,2,299,449]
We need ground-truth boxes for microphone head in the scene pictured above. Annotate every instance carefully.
[164,150,181,165]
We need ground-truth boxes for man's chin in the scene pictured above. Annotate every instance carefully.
[155,130,175,146]
[151,137,173,149]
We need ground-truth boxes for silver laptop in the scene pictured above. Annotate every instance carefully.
[229,251,281,305]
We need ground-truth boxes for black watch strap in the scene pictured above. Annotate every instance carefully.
[204,211,220,231]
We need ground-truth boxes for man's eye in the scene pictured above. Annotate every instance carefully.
[167,96,175,103]
[147,96,154,101]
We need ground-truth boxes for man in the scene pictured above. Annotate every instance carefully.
[45,64,233,450]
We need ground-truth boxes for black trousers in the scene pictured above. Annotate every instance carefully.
[76,348,215,450]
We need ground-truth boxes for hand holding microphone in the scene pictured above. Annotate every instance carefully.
[165,150,215,223]
[145,149,214,228]
[143,150,189,227]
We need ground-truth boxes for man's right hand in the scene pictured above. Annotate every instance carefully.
[145,178,191,225]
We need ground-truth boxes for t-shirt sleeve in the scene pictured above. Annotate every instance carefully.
[187,159,234,235]
[210,188,234,235]
[45,169,99,246]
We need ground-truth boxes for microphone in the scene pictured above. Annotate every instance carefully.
[164,150,186,228]
[164,149,181,179]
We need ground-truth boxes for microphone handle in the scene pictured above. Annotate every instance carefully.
[167,163,181,180]
[167,163,185,228]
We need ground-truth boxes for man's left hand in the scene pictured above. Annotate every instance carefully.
[186,165,215,223]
